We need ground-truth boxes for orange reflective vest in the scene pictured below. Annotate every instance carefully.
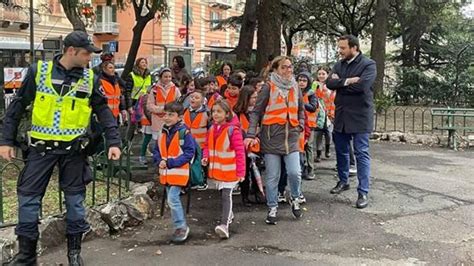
[158,131,190,186]
[155,85,177,118]
[208,126,238,182]
[262,82,299,127]
[239,113,260,153]
[316,86,336,120]
[303,93,317,128]
[326,91,336,120]
[183,109,208,148]
[299,132,305,152]
[208,94,221,110]
[216,75,227,90]
[100,79,121,118]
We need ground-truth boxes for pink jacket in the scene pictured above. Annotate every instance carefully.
[203,114,246,178]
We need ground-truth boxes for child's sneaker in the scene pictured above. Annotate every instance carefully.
[265,207,278,225]
[277,191,287,203]
[290,198,303,219]
[214,224,230,239]
[171,226,189,243]
[299,194,306,204]
[195,184,208,191]
[232,185,241,195]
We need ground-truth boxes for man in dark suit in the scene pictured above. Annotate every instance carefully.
[326,35,376,209]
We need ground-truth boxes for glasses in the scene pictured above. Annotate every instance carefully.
[280,64,293,70]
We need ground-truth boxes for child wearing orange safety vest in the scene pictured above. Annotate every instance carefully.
[296,72,318,180]
[202,99,246,239]
[182,89,210,190]
[233,85,260,206]
[222,74,244,110]
[153,101,195,244]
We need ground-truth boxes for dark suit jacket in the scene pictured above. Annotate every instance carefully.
[326,53,376,134]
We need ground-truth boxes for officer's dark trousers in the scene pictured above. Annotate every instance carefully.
[16,147,91,239]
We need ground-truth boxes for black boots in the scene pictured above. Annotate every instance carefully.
[5,236,37,266]
[315,150,322,162]
[325,144,331,158]
[67,234,84,266]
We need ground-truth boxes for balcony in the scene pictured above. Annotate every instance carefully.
[94,22,119,35]
[208,0,232,10]
[0,3,40,29]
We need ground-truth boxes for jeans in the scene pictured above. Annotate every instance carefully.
[334,131,371,195]
[166,186,187,230]
[264,152,302,208]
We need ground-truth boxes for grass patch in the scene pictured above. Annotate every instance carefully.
[0,159,131,224]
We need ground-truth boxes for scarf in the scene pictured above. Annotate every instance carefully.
[270,72,297,98]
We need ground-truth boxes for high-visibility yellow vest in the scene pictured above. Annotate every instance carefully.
[30,60,93,142]
[130,72,151,100]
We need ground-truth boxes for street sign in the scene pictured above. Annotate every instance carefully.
[108,41,118,52]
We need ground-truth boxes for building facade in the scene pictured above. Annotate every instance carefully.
[0,0,72,104]
[92,0,244,69]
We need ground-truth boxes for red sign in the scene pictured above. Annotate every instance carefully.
[178,27,187,35]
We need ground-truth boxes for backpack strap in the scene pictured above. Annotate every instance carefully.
[227,125,234,136]
[178,127,195,164]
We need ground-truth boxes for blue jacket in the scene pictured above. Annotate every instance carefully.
[326,53,376,133]
[153,121,195,169]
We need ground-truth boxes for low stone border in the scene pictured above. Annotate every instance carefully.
[371,131,473,149]
[0,181,160,263]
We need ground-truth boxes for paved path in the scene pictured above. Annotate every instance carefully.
[40,142,474,265]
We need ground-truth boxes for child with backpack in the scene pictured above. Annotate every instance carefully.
[202,99,246,239]
[183,89,209,190]
[233,85,261,206]
[153,101,195,243]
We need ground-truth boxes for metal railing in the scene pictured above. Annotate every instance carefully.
[374,106,474,136]
[94,22,120,34]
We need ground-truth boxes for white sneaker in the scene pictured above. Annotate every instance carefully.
[215,224,229,239]
[299,194,306,204]
[277,191,287,203]
[349,166,357,176]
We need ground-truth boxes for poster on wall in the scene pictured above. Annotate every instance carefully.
[3,67,28,90]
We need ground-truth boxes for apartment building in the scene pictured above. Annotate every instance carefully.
[92,0,244,68]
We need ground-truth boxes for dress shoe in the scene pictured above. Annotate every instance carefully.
[356,193,369,209]
[330,181,350,194]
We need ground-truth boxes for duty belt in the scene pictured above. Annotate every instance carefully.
[29,137,89,153]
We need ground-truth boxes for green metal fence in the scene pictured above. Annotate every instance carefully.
[374,106,474,136]
[0,139,136,227]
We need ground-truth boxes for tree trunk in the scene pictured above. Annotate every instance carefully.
[283,29,294,56]
[256,0,282,71]
[60,0,86,32]
[234,0,258,61]
[122,19,149,79]
[370,0,389,99]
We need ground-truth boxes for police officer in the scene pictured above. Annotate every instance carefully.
[0,31,121,265]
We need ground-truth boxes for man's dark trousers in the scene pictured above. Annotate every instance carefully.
[334,131,370,195]
[16,147,91,239]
